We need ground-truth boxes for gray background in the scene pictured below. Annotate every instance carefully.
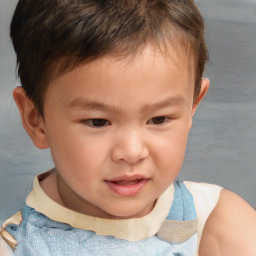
[0,0,256,224]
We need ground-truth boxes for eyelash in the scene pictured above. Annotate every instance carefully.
[82,116,170,128]
[82,119,111,128]
[147,116,170,125]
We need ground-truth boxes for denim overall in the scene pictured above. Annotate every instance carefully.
[6,181,197,256]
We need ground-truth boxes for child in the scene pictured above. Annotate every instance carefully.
[1,0,256,255]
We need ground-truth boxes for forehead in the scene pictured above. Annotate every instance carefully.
[50,39,196,82]
[44,45,195,111]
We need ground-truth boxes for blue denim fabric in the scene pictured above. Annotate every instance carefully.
[6,181,197,256]
[167,181,197,221]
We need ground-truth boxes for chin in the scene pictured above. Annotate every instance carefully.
[105,203,152,219]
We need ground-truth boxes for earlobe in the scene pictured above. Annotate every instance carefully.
[13,87,49,149]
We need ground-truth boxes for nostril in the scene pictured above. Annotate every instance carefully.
[111,133,149,163]
[114,149,149,165]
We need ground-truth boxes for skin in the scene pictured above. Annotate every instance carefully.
[199,189,256,255]
[13,45,256,254]
[14,45,207,219]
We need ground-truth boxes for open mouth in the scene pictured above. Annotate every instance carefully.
[105,176,149,196]
[111,178,144,186]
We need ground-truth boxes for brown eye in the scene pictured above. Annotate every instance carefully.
[148,116,168,125]
[85,119,110,127]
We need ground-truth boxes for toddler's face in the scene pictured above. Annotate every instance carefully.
[42,46,198,219]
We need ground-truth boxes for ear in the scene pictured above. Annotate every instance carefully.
[13,87,49,149]
[189,78,210,130]
[192,78,210,116]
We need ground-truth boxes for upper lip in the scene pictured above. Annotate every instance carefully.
[106,174,148,182]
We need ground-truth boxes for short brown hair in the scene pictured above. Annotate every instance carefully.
[11,0,208,115]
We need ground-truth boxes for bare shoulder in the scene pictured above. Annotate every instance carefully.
[199,189,256,256]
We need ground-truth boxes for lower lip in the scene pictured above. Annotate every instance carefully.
[105,179,149,196]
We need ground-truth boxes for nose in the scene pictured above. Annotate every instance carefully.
[111,129,149,164]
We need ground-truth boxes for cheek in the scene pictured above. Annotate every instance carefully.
[158,140,186,169]
[153,126,189,174]
[50,132,115,189]
[46,126,103,175]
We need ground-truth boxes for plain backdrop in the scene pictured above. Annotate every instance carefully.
[1,0,256,224]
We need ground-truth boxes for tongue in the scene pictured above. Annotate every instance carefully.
[112,179,142,186]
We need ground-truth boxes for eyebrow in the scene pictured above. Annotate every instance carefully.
[68,98,122,114]
[68,96,186,114]
[141,96,186,113]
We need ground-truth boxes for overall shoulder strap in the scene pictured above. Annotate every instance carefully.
[1,211,22,250]
[167,181,197,221]
[157,181,197,244]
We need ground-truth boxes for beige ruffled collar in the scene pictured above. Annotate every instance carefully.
[26,171,174,241]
